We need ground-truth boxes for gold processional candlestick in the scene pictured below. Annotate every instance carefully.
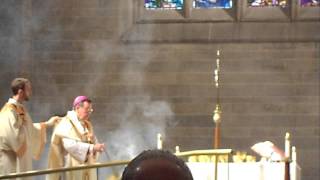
[213,50,221,149]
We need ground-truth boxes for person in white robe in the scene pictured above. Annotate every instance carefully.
[47,96,105,180]
[0,78,59,180]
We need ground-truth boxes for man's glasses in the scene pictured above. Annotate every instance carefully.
[86,108,93,114]
[81,107,93,114]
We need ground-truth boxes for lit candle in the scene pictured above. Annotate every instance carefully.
[157,133,162,150]
[285,132,290,158]
[292,146,296,162]
[175,146,180,153]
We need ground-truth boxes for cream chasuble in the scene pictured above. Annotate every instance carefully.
[0,98,46,180]
[47,111,98,180]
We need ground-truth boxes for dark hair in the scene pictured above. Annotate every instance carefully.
[11,78,30,95]
[121,149,193,180]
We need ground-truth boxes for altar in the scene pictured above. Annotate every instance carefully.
[187,162,301,180]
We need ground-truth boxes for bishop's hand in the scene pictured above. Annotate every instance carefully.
[93,143,105,153]
[45,116,60,127]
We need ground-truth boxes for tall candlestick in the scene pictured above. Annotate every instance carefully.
[213,49,222,149]
[217,58,220,69]
[214,69,219,87]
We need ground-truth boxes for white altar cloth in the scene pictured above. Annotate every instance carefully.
[187,162,301,180]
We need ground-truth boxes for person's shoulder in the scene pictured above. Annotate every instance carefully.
[0,103,18,117]
[55,116,72,128]
[54,116,73,135]
[1,103,15,111]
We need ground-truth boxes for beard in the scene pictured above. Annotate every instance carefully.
[23,93,31,101]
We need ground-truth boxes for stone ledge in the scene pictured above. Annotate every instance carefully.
[122,22,320,43]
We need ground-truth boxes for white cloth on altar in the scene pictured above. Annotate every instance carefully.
[187,162,301,180]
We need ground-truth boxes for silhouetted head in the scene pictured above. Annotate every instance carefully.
[121,149,193,180]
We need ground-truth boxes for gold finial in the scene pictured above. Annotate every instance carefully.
[285,132,290,139]
[213,104,221,123]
